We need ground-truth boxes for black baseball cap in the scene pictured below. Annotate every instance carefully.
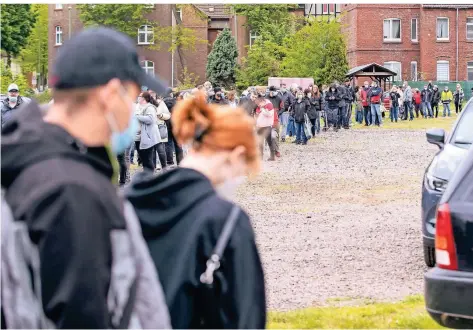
[51,27,167,94]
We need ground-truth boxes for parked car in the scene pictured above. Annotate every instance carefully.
[424,144,473,328]
[421,98,473,267]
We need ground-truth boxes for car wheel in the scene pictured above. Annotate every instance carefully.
[423,244,436,267]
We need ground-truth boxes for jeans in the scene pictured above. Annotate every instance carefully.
[363,106,371,125]
[356,108,363,123]
[279,112,290,139]
[152,142,167,169]
[338,105,347,128]
[295,122,307,143]
[432,103,439,118]
[314,111,321,133]
[287,116,296,137]
[136,141,155,171]
[117,144,131,185]
[390,105,399,122]
[345,103,352,127]
[443,103,451,117]
[257,126,274,159]
[422,102,433,118]
[165,135,184,165]
[370,103,382,126]
[404,101,414,120]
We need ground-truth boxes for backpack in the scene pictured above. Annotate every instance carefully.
[1,189,171,329]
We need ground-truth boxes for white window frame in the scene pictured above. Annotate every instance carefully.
[411,18,418,42]
[411,61,418,81]
[467,61,473,81]
[322,4,329,14]
[467,17,473,40]
[249,30,259,47]
[176,7,182,20]
[141,60,155,76]
[55,4,63,10]
[55,26,62,45]
[384,61,402,82]
[383,18,401,42]
[436,17,449,41]
[437,60,450,81]
[137,25,154,45]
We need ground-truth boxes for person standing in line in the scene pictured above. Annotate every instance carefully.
[267,86,283,120]
[135,91,160,171]
[360,81,371,126]
[310,85,323,134]
[324,84,341,131]
[343,79,355,128]
[420,84,433,118]
[335,81,347,129]
[403,81,414,121]
[413,88,422,118]
[453,83,464,114]
[150,96,171,170]
[441,86,453,117]
[163,88,183,167]
[389,86,401,123]
[286,85,298,138]
[354,86,363,124]
[368,81,383,126]
[291,90,309,145]
[431,85,441,118]
[279,83,294,142]
[255,97,275,160]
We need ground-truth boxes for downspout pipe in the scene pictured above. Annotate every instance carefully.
[456,7,459,81]
[171,8,175,88]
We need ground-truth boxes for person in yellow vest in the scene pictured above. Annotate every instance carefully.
[440,86,453,117]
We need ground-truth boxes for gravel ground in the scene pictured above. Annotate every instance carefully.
[234,128,439,311]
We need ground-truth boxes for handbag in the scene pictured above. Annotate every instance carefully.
[304,113,313,139]
[158,124,168,140]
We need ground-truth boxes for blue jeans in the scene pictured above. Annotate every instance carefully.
[443,103,451,117]
[356,108,364,123]
[287,116,296,137]
[279,112,290,139]
[295,122,307,143]
[371,103,382,126]
[390,105,399,122]
[422,102,433,118]
[404,101,414,120]
[363,106,371,125]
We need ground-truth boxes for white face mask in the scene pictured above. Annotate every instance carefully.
[307,93,312,98]
[216,176,246,201]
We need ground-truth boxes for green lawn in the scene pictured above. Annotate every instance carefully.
[268,296,443,329]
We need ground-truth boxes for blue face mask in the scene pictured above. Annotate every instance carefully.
[106,90,139,155]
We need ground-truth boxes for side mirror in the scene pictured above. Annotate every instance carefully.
[427,128,445,149]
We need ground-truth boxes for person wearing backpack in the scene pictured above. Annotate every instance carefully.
[125,92,266,329]
[368,81,383,126]
[1,27,171,329]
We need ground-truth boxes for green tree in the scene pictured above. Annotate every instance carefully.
[0,4,37,67]
[18,4,48,90]
[176,66,199,90]
[206,28,238,88]
[0,61,33,96]
[0,61,13,94]
[281,20,348,85]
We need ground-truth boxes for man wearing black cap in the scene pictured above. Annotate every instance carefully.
[210,87,229,105]
[1,27,168,328]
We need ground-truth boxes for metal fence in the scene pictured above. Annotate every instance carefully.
[406,81,473,100]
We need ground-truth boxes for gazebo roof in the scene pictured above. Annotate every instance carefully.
[346,63,397,79]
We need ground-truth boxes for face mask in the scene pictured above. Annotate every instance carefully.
[9,96,17,103]
[281,88,286,93]
[307,93,312,98]
[216,176,246,201]
[298,95,303,100]
[424,87,427,90]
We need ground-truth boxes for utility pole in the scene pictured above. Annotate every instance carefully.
[68,6,72,39]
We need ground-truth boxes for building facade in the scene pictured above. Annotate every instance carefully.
[341,4,473,83]
[48,4,253,87]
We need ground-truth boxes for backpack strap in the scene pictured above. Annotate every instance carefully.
[200,205,241,285]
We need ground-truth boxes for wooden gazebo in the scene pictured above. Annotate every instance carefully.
[346,63,397,90]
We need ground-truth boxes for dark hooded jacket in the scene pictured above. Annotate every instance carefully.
[431,88,441,105]
[307,94,323,120]
[124,168,266,329]
[291,98,309,123]
[325,88,341,109]
[280,91,294,113]
[267,93,283,115]
[1,102,125,328]
[1,96,31,127]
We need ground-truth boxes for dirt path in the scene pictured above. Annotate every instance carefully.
[235,128,439,311]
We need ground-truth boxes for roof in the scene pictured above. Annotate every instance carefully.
[195,4,231,18]
[422,4,473,9]
[346,63,397,78]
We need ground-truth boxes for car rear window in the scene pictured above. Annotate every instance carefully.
[451,107,473,149]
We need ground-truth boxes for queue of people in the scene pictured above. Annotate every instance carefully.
[1,27,266,329]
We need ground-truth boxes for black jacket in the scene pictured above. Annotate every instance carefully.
[389,92,401,107]
[280,91,294,113]
[1,96,31,127]
[239,96,257,116]
[1,102,124,328]
[343,85,355,103]
[125,168,266,329]
[211,97,229,105]
[431,89,441,105]
[421,89,433,103]
[267,94,283,115]
[291,99,309,123]
[307,95,322,119]
[163,96,176,137]
[325,89,341,109]
[336,85,347,107]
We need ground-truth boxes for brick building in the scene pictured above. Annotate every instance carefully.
[341,4,473,83]
[48,4,255,88]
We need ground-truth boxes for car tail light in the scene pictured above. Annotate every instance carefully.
[435,203,458,270]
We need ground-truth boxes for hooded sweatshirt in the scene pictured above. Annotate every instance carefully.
[1,101,125,328]
[124,168,266,329]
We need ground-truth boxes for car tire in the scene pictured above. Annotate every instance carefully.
[424,244,436,267]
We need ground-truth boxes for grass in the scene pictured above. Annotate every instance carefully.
[268,295,444,329]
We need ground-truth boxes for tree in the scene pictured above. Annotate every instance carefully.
[19,4,48,90]
[206,28,238,88]
[176,67,200,90]
[0,62,33,96]
[0,4,37,67]
[281,20,348,85]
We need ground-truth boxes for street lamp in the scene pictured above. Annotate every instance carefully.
[68,6,72,39]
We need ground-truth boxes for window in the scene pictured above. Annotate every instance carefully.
[437,18,449,40]
[176,7,182,20]
[322,4,328,14]
[55,26,62,45]
[467,61,473,81]
[138,25,153,45]
[467,17,473,40]
[249,30,259,47]
[411,61,418,81]
[141,60,155,76]
[383,18,401,41]
[329,4,335,14]
[437,61,449,81]
[384,61,401,81]
[411,18,418,42]
[55,4,63,9]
